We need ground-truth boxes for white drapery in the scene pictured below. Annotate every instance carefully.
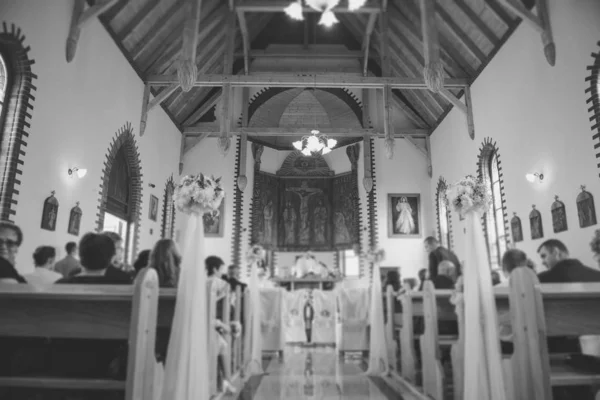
[463,212,506,400]
[160,214,209,400]
[283,289,309,343]
[365,261,389,375]
[311,290,336,344]
[246,260,264,375]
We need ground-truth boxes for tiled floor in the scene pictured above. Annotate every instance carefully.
[233,345,402,399]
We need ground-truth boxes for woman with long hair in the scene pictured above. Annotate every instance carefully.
[148,239,181,288]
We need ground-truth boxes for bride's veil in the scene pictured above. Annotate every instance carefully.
[160,214,210,399]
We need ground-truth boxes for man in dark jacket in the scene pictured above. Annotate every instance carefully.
[537,239,600,283]
[424,236,461,280]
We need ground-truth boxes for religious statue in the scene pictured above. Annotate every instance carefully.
[395,197,415,234]
[283,199,297,245]
[286,181,323,245]
[292,252,326,278]
[334,211,351,244]
[303,298,314,344]
[263,200,274,243]
[313,199,328,244]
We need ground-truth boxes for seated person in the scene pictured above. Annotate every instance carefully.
[54,241,81,278]
[57,233,131,284]
[24,246,61,285]
[0,256,25,283]
[133,249,151,276]
[537,239,600,283]
[101,231,134,282]
[206,256,238,394]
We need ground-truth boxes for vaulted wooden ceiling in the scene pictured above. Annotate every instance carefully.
[93,0,531,139]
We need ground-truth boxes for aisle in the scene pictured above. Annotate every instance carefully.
[232,345,402,399]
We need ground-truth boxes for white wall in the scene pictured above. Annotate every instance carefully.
[372,138,433,279]
[1,0,181,273]
[429,0,600,269]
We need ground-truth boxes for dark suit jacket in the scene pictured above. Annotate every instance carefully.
[432,275,455,289]
[428,246,461,278]
[538,259,600,283]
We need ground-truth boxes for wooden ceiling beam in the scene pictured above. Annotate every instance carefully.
[146,73,469,88]
[151,5,225,75]
[183,126,430,137]
[242,48,364,59]
[485,0,514,27]
[363,14,378,76]
[235,0,381,13]
[182,88,222,126]
[394,1,474,77]
[497,0,555,65]
[219,7,236,155]
[66,0,119,62]
[390,63,439,124]
[130,0,184,61]
[178,0,203,92]
[438,86,475,139]
[420,0,445,93]
[392,94,430,129]
[116,0,160,42]
[454,0,500,46]
[388,3,470,78]
[434,3,487,64]
[237,10,250,74]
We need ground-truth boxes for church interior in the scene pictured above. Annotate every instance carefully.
[0,0,600,399]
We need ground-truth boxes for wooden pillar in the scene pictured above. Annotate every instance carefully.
[237,87,249,191]
[178,0,202,91]
[420,0,444,93]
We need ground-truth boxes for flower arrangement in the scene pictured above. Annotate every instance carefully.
[173,173,224,215]
[364,247,386,264]
[246,244,266,265]
[590,229,600,255]
[230,321,242,338]
[445,175,491,217]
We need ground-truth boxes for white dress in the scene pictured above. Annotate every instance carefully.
[395,202,415,234]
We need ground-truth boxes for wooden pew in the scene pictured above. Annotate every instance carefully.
[505,268,600,399]
[0,268,159,399]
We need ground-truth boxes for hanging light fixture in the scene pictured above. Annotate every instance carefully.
[293,129,337,156]
[285,0,365,26]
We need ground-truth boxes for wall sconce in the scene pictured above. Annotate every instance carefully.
[148,183,156,188]
[68,167,87,179]
[525,172,544,183]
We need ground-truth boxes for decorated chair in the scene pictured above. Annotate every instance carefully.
[283,289,310,343]
[336,286,370,355]
[311,290,337,344]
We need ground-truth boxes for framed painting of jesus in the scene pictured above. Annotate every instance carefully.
[388,194,422,238]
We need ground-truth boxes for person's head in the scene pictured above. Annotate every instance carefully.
[102,231,124,266]
[502,248,535,278]
[385,270,401,291]
[205,255,225,277]
[403,277,417,290]
[537,239,569,269]
[418,268,427,282]
[228,264,240,279]
[33,246,56,268]
[0,221,23,265]
[65,241,77,256]
[149,240,181,287]
[400,197,407,203]
[424,236,439,254]
[491,270,501,286]
[79,233,115,271]
[133,249,151,273]
[257,260,268,278]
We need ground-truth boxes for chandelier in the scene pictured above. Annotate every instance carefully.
[284,0,368,27]
[293,129,337,156]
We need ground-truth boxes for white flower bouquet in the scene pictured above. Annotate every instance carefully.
[246,244,266,265]
[173,173,224,216]
[364,247,386,264]
[446,175,491,217]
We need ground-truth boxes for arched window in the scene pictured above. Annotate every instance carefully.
[161,177,176,239]
[479,139,508,269]
[0,29,36,221]
[436,178,451,249]
[97,123,143,264]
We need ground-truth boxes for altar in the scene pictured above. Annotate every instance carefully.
[273,276,341,291]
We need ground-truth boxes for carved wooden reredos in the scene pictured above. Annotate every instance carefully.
[251,148,360,252]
